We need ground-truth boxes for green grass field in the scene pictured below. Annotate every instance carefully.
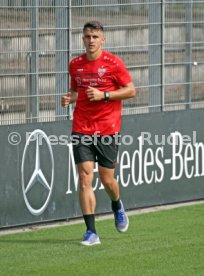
[0,203,204,276]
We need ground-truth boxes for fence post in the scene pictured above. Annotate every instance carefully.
[67,0,73,120]
[148,0,163,112]
[26,53,31,123]
[55,0,69,120]
[185,0,193,109]
[30,0,39,122]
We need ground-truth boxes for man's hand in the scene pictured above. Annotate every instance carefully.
[86,86,104,101]
[61,92,72,108]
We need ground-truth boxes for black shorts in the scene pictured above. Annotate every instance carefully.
[71,132,119,169]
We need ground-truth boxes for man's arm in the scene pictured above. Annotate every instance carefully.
[86,82,136,102]
[61,89,78,108]
[108,82,136,101]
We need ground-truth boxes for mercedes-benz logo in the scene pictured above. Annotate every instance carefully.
[21,129,54,216]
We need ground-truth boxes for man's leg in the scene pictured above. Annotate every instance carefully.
[98,165,119,201]
[78,161,101,246]
[78,161,95,215]
[99,165,129,233]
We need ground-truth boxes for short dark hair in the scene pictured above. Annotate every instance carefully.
[83,21,104,32]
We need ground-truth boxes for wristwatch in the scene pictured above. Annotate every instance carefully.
[104,91,110,102]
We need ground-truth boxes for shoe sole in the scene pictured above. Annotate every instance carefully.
[81,240,101,246]
[116,216,129,233]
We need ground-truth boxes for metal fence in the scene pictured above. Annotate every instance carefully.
[0,0,203,125]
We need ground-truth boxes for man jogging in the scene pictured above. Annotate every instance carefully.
[61,21,136,246]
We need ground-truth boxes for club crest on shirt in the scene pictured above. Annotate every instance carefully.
[98,67,106,78]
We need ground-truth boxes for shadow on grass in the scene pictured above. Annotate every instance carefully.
[0,238,80,245]
[0,234,125,246]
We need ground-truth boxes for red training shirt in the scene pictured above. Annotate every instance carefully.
[69,51,132,135]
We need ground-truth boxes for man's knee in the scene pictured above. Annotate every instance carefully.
[79,170,93,190]
[101,175,116,189]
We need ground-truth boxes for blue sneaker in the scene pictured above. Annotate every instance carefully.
[81,230,101,246]
[113,200,129,232]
